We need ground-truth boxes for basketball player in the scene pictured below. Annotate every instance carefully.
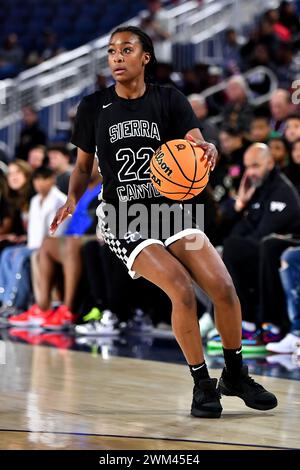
[50,26,277,418]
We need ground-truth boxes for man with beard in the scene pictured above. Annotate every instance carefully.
[221,143,300,339]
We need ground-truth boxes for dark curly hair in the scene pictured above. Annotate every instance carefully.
[110,25,157,80]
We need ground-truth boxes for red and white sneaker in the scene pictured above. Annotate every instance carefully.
[42,305,77,330]
[8,304,53,327]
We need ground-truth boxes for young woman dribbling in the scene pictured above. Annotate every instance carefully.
[51,26,277,417]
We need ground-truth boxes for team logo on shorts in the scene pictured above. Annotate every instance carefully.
[124,231,142,243]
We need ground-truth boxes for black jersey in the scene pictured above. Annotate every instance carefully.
[71,84,199,204]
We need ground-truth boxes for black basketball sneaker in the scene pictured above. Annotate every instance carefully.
[218,365,278,410]
[191,378,223,418]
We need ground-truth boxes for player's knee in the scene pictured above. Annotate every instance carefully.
[172,274,195,310]
[214,274,237,306]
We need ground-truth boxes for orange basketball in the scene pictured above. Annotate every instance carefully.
[149,139,210,200]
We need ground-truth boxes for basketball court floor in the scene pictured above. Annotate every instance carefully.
[0,329,299,450]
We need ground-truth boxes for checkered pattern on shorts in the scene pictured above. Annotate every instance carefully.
[97,201,145,266]
[96,200,205,278]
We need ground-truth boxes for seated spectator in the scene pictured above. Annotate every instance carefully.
[9,160,101,330]
[284,138,300,194]
[40,30,65,61]
[154,63,177,88]
[278,1,300,38]
[139,0,174,64]
[222,28,243,76]
[222,143,300,342]
[187,94,219,147]
[258,138,300,344]
[180,68,203,96]
[284,114,300,145]
[0,33,23,79]
[76,240,169,336]
[256,18,280,60]
[27,145,47,170]
[0,160,33,256]
[0,168,13,241]
[266,246,300,353]
[0,167,66,317]
[245,44,274,96]
[222,75,254,132]
[268,136,290,169]
[263,8,292,42]
[269,89,292,134]
[213,126,249,198]
[47,144,72,195]
[15,106,47,161]
[76,241,129,335]
[275,42,300,90]
[250,114,272,143]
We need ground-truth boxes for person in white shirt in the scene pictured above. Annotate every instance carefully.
[0,167,66,314]
[139,0,174,63]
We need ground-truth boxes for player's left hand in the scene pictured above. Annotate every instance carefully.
[186,134,218,171]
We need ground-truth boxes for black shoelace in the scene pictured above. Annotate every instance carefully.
[242,374,264,391]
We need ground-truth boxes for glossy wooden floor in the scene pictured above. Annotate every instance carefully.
[0,342,299,450]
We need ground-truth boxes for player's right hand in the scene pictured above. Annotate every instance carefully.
[50,199,76,234]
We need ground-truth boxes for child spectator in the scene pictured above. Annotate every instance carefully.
[268,136,289,169]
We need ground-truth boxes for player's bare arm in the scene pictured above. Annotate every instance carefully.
[50,148,94,233]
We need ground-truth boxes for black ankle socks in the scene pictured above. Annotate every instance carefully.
[223,346,243,376]
[189,361,210,384]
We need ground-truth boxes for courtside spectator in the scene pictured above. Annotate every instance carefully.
[268,136,290,169]
[27,146,47,170]
[284,114,300,144]
[15,107,47,161]
[222,143,300,338]
[269,89,292,133]
[284,138,300,193]
[47,145,72,195]
[0,33,23,79]
[188,94,219,147]
[222,75,254,131]
[11,159,101,330]
[0,167,66,317]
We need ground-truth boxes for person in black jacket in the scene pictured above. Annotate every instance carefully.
[15,106,47,161]
[258,138,300,339]
[223,143,300,330]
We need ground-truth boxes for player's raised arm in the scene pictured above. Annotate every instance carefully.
[50,148,94,234]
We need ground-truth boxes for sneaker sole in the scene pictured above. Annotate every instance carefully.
[219,383,278,410]
[207,341,267,353]
[266,347,294,354]
[75,330,120,336]
[43,323,73,331]
[9,320,44,327]
[191,408,222,418]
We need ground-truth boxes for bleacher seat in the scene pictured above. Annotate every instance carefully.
[0,0,145,56]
